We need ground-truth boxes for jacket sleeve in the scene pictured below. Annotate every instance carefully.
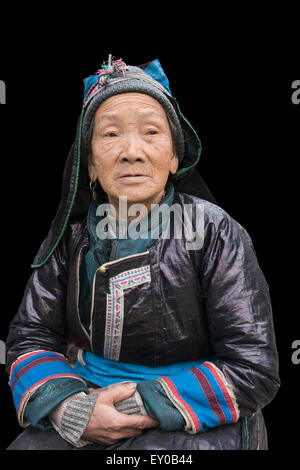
[138,206,280,434]
[5,235,87,427]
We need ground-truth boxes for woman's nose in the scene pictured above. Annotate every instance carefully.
[120,134,146,162]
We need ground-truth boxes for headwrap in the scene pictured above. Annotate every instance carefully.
[81,55,185,162]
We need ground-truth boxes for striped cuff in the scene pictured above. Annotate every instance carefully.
[157,362,239,434]
[9,350,87,426]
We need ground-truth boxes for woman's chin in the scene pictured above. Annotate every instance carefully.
[109,187,164,207]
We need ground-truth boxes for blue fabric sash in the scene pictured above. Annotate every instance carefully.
[73,350,201,388]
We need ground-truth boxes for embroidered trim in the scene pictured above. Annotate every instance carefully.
[201,362,239,422]
[157,376,200,434]
[9,350,87,426]
[9,350,67,386]
[190,367,227,426]
[157,362,239,435]
[104,265,151,361]
[83,70,171,109]
[11,356,68,394]
[244,417,249,449]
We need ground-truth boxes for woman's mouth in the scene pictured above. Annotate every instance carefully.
[118,175,150,183]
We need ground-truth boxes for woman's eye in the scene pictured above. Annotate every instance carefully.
[105,132,117,137]
[146,130,158,135]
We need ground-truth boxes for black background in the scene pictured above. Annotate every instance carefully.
[0,24,299,458]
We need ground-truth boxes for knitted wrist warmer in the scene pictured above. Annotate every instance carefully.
[105,382,148,416]
[114,389,148,416]
[49,391,99,448]
[49,385,147,448]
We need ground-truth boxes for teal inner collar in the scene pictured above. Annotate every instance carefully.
[88,182,174,246]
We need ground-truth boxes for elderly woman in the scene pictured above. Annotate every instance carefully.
[6,56,280,450]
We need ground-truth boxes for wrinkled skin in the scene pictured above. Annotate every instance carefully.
[81,382,158,446]
[88,93,178,219]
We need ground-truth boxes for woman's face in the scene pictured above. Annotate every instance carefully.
[88,93,178,215]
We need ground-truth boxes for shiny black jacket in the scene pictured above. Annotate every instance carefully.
[6,189,280,448]
[6,89,280,450]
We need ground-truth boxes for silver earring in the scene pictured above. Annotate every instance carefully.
[90,180,97,200]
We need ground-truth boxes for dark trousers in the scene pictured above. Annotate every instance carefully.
[7,411,268,450]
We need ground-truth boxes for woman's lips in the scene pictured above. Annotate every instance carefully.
[118,175,150,183]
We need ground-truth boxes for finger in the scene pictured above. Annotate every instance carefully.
[116,411,159,430]
[108,381,136,387]
[89,388,106,393]
[105,382,138,404]
[89,386,108,393]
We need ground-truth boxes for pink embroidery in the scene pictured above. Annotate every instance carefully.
[104,266,151,361]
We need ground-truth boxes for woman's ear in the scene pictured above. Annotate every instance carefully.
[88,154,97,182]
[169,152,179,175]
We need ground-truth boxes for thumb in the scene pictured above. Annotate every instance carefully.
[108,382,138,404]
